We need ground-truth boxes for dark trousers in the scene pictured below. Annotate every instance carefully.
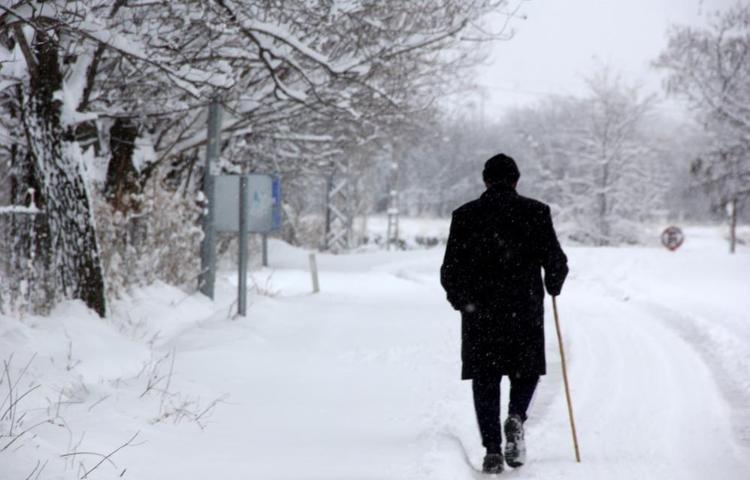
[472,375,539,452]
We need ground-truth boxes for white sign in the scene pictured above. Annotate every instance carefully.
[214,174,279,233]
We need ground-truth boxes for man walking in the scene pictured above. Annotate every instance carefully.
[440,153,568,474]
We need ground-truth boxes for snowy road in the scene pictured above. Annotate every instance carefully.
[129,243,749,479]
[3,234,749,479]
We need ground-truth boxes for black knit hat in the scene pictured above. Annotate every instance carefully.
[483,153,520,186]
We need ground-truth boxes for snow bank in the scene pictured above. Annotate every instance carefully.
[0,279,238,479]
[2,225,748,479]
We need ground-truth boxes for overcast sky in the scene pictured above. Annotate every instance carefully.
[469,0,740,120]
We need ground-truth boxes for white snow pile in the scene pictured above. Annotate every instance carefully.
[1,226,749,479]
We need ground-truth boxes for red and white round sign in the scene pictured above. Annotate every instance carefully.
[661,226,684,251]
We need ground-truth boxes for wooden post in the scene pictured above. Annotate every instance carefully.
[309,253,320,294]
[552,296,581,463]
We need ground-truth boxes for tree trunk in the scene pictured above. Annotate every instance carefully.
[20,30,106,317]
[597,161,610,245]
[104,117,141,212]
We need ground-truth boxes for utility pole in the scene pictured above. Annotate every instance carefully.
[199,99,222,299]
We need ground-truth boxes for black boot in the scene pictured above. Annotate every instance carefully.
[504,414,526,468]
[482,450,504,474]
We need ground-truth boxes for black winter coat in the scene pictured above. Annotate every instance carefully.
[440,185,568,379]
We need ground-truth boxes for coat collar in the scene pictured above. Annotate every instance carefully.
[480,184,518,204]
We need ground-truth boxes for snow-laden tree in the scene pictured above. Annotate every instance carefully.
[482,71,668,244]
[393,109,496,217]
[576,70,668,243]
[655,2,750,252]
[1,6,106,316]
[0,0,520,313]
[394,69,671,245]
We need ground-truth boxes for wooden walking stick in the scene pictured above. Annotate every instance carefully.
[552,296,581,463]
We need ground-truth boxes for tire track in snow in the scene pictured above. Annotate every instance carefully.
[629,299,750,450]
[544,277,750,479]
[409,251,749,479]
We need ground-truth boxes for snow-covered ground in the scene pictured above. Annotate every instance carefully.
[2,226,749,479]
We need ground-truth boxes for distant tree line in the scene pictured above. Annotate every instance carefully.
[391,68,694,245]
[391,4,750,249]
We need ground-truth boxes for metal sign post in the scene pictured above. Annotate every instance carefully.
[238,176,249,316]
[211,174,281,316]
[199,99,222,299]
[261,234,269,267]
